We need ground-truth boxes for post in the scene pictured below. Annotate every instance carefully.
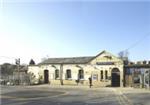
[60,64,63,85]
[89,77,92,88]
[16,58,20,85]
[144,69,150,89]
[148,69,150,90]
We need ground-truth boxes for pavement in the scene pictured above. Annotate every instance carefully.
[0,85,150,105]
[115,87,150,105]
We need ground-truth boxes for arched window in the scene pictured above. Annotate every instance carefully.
[66,69,71,79]
[101,70,103,80]
[78,69,84,79]
[55,69,59,79]
[105,70,108,79]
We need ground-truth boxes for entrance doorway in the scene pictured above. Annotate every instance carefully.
[44,70,49,84]
[111,68,120,87]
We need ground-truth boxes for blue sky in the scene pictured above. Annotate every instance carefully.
[0,0,150,64]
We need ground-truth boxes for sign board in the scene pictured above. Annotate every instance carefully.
[96,62,114,65]
[92,74,98,80]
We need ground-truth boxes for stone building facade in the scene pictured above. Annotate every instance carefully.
[28,50,124,87]
[124,61,150,89]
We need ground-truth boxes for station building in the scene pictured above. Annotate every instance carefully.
[28,50,124,87]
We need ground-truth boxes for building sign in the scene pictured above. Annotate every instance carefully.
[92,74,98,80]
[96,62,114,65]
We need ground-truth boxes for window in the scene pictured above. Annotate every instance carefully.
[105,70,108,79]
[78,69,84,79]
[66,69,71,79]
[55,69,59,79]
[101,70,103,80]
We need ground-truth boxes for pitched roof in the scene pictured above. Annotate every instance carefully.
[39,50,120,65]
[39,56,94,64]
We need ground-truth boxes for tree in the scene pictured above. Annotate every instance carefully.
[41,55,49,62]
[118,50,129,65]
[28,72,38,85]
[29,59,35,65]
[0,63,16,75]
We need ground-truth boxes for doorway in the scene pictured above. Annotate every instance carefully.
[44,70,49,84]
[111,68,120,87]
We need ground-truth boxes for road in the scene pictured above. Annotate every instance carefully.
[1,85,150,105]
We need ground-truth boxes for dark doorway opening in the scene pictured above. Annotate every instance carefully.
[111,68,120,87]
[44,70,49,84]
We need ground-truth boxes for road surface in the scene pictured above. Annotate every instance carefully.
[1,85,150,105]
